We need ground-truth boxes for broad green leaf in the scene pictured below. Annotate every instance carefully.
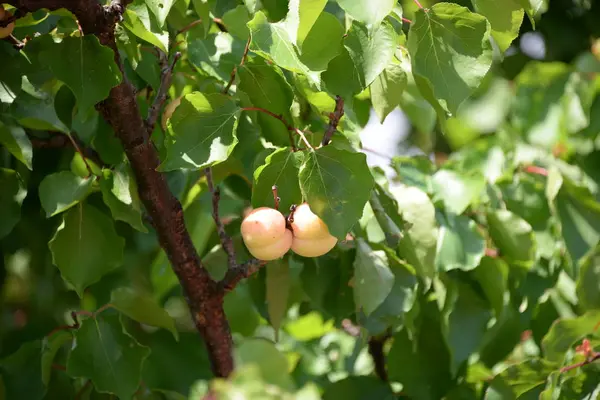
[371,61,407,123]
[554,176,600,267]
[407,3,493,115]
[353,239,395,316]
[0,42,24,104]
[322,48,363,100]
[344,21,397,89]
[234,338,295,391]
[389,184,438,281]
[447,282,492,374]
[518,0,548,27]
[0,169,26,239]
[191,0,211,37]
[541,310,600,363]
[38,171,94,217]
[298,12,344,72]
[0,122,32,170]
[49,204,125,296]
[388,299,453,399]
[0,341,46,400]
[160,92,239,171]
[576,245,600,310]
[111,287,178,340]
[487,210,536,268]
[435,213,485,272]
[145,0,174,27]
[486,358,556,398]
[286,310,335,341]
[100,167,148,233]
[473,256,509,316]
[224,285,261,337]
[41,36,122,113]
[432,169,485,215]
[285,0,327,46]
[512,62,594,149]
[222,6,251,40]
[41,332,73,386]
[66,315,151,399]
[392,156,435,194]
[252,147,304,211]
[247,11,319,84]
[188,32,246,82]
[238,58,294,145]
[123,0,169,53]
[323,376,395,400]
[472,0,525,53]
[298,146,375,239]
[10,92,70,133]
[336,0,395,27]
[266,259,290,340]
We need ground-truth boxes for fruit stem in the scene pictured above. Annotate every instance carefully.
[286,204,297,229]
[272,185,280,210]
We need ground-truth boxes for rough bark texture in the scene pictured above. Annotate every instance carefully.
[7,0,235,377]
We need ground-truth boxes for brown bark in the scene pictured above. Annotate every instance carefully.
[8,0,235,377]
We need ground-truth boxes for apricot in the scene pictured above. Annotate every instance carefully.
[241,207,292,260]
[290,203,337,257]
[0,6,15,39]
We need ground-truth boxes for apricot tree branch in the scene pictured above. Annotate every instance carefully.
[368,333,391,383]
[205,167,237,270]
[146,51,181,133]
[560,352,600,373]
[8,0,236,378]
[219,258,267,292]
[223,36,251,94]
[321,95,344,146]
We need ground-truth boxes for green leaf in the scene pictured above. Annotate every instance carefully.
[298,146,375,239]
[0,169,26,239]
[10,92,70,133]
[145,0,174,27]
[100,166,148,233]
[472,256,509,316]
[247,11,318,84]
[344,21,397,89]
[486,358,556,398]
[160,92,239,171]
[392,156,435,194]
[297,11,344,71]
[266,259,290,340]
[234,338,295,391]
[238,58,294,146]
[407,3,493,115]
[252,147,303,211]
[66,315,151,399]
[518,0,548,27]
[353,239,395,316]
[436,213,485,272]
[49,203,125,297]
[336,0,395,27]
[188,32,246,82]
[0,42,25,104]
[471,0,525,53]
[222,6,251,40]
[0,341,46,400]
[576,245,600,310]
[388,299,453,399]
[389,184,438,281]
[0,122,32,170]
[432,169,485,215]
[123,0,169,53]
[41,332,73,386]
[224,285,262,337]
[447,282,492,374]
[111,287,178,340]
[286,310,335,340]
[370,61,407,123]
[41,36,122,113]
[38,171,94,218]
[486,210,536,268]
[541,310,600,363]
[285,0,327,46]
[322,48,363,100]
[323,376,395,400]
[512,62,594,149]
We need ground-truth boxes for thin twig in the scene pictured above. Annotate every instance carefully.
[223,36,251,94]
[241,107,312,151]
[402,17,412,24]
[368,334,391,382]
[272,185,280,210]
[218,259,267,292]
[205,168,237,270]
[414,0,424,9]
[29,131,106,167]
[46,311,80,337]
[321,95,344,146]
[175,19,203,37]
[66,134,93,176]
[146,51,181,134]
[560,352,600,373]
[74,380,92,400]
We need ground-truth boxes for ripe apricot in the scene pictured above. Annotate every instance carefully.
[241,207,292,260]
[290,203,337,257]
[0,6,15,39]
